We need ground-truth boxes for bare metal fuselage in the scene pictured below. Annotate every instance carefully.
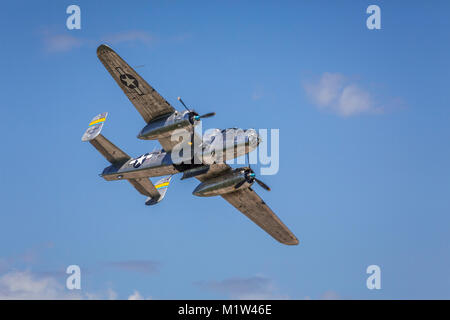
[101,128,260,183]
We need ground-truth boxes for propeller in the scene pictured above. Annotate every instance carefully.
[234,153,271,191]
[178,97,215,123]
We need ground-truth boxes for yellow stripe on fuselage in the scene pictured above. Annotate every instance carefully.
[155,182,170,189]
[89,118,106,126]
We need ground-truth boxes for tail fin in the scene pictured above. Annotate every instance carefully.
[82,112,130,166]
[145,176,172,206]
[82,112,108,142]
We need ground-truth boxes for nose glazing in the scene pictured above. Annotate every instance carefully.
[244,129,260,146]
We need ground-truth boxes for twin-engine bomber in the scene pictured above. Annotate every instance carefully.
[82,44,298,245]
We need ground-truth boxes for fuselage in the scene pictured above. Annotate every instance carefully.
[101,125,260,181]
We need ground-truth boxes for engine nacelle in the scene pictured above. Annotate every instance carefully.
[192,168,252,197]
[137,110,197,140]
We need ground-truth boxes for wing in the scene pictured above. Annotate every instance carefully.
[222,188,299,245]
[193,163,297,244]
[97,44,175,123]
[195,163,233,181]
[158,135,184,154]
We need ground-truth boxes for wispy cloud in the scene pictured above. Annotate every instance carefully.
[251,85,266,101]
[195,275,288,300]
[40,29,158,53]
[40,29,84,53]
[303,72,384,117]
[107,260,160,275]
[101,31,155,46]
[0,242,55,273]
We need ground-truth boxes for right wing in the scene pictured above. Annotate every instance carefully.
[195,163,233,182]
[221,188,299,245]
[97,44,175,123]
[194,162,297,245]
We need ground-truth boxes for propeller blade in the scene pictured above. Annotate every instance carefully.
[234,179,246,189]
[194,112,216,120]
[255,178,271,191]
[177,97,190,112]
[199,112,216,119]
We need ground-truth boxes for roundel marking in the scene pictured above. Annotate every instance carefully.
[120,73,139,89]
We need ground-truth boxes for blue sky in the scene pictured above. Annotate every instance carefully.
[0,0,449,299]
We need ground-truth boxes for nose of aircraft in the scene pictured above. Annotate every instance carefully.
[245,129,261,146]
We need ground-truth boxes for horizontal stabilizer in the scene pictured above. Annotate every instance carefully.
[129,177,160,199]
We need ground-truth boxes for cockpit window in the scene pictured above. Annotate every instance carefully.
[221,127,239,133]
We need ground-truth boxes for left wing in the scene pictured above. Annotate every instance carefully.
[221,188,299,245]
[97,44,175,123]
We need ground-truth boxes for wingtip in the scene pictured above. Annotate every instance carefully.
[97,43,113,56]
[285,238,300,246]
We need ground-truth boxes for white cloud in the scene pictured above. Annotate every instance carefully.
[0,245,129,300]
[303,72,381,117]
[320,290,341,300]
[0,270,125,300]
[195,275,288,300]
[127,290,153,300]
[0,270,82,300]
[128,290,143,300]
[106,287,118,300]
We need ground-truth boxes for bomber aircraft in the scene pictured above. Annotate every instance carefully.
[82,44,298,245]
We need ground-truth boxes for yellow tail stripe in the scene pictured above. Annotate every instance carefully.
[89,118,106,126]
[155,182,170,189]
